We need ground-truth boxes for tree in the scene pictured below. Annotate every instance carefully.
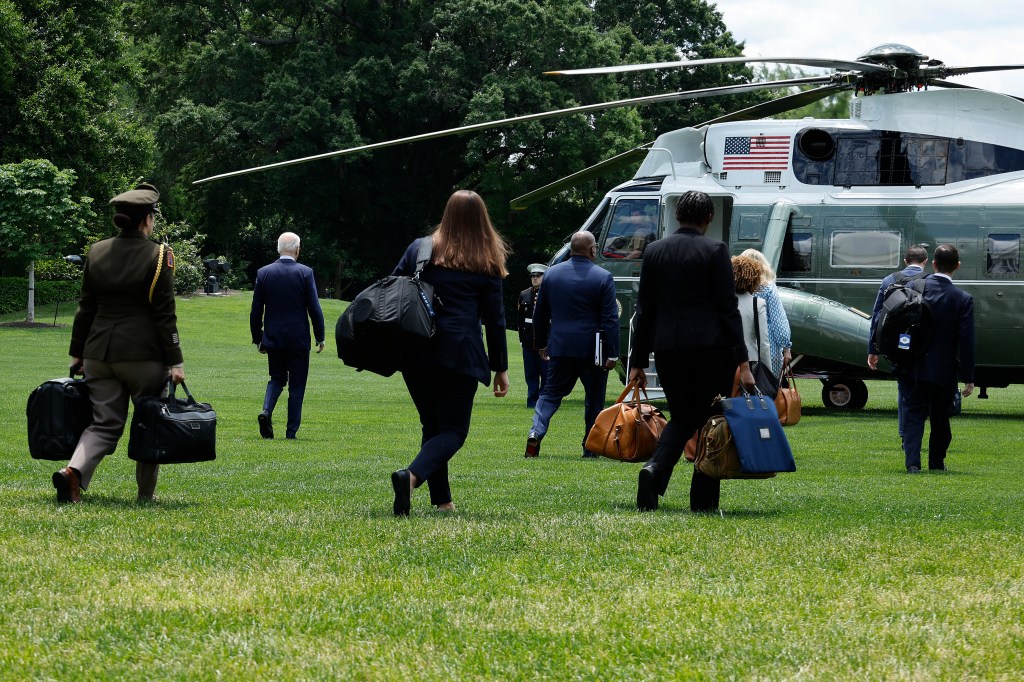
[0,0,155,212]
[135,0,765,293]
[0,159,92,322]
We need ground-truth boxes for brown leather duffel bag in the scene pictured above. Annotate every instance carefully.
[584,380,667,462]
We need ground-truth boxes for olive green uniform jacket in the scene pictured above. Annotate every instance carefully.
[70,231,183,365]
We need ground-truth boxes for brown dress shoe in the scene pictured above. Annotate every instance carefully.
[52,467,81,504]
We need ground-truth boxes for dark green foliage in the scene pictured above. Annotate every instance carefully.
[0,277,79,314]
[0,0,155,214]
[135,0,764,296]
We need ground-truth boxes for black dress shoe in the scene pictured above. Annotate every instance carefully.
[391,469,411,517]
[524,434,541,458]
[52,467,81,504]
[582,450,600,459]
[258,412,274,439]
[907,465,921,473]
[637,466,658,512]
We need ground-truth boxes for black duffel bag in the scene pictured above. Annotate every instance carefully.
[128,380,216,464]
[336,238,436,377]
[26,374,93,460]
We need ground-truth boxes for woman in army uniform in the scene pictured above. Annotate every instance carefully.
[52,183,186,504]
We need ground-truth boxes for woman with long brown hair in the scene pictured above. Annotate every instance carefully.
[390,190,510,515]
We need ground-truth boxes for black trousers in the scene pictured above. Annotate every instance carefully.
[899,375,954,470]
[645,347,735,511]
[402,363,479,505]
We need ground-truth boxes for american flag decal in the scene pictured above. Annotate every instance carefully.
[723,135,791,170]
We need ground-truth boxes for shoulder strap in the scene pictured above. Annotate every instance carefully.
[414,237,433,278]
[149,243,166,303]
[752,297,762,349]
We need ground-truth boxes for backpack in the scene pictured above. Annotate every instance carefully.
[874,272,931,364]
[335,238,437,377]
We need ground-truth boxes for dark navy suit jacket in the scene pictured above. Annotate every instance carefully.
[533,255,619,361]
[629,228,746,368]
[250,257,326,350]
[394,238,508,386]
[867,263,925,355]
[899,273,975,386]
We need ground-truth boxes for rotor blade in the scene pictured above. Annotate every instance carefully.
[926,79,978,89]
[509,83,850,210]
[509,147,651,210]
[545,56,890,77]
[929,79,1024,103]
[939,64,1024,76]
[193,76,830,184]
[699,83,851,126]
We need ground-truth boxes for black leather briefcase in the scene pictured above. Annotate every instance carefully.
[26,375,93,460]
[128,380,216,464]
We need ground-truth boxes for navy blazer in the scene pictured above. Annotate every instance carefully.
[250,258,326,350]
[899,274,975,386]
[533,255,619,360]
[394,238,508,385]
[629,228,746,367]
[867,263,925,355]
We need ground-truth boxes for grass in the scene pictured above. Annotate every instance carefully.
[1,294,1022,680]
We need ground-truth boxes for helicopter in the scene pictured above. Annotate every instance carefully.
[196,43,1024,409]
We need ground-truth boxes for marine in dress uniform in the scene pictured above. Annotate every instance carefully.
[53,183,185,503]
[517,263,548,408]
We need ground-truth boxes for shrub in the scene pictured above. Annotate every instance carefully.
[0,277,80,315]
[34,257,81,282]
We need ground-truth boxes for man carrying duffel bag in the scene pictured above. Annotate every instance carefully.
[52,182,187,504]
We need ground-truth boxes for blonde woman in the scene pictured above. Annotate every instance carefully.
[733,255,772,369]
[390,190,510,516]
[741,249,793,376]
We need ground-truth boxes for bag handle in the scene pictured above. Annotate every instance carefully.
[615,378,652,407]
[162,377,197,405]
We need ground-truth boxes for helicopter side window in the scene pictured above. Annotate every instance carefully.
[601,199,659,260]
[780,232,813,273]
[829,231,901,268]
[986,234,1020,275]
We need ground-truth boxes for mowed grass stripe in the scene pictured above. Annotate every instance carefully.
[1,293,1022,680]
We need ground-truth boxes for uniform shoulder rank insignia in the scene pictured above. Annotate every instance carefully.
[166,247,175,269]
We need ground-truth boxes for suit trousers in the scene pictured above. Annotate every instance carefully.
[263,347,310,438]
[69,358,168,496]
[644,347,735,511]
[522,348,549,409]
[530,356,609,453]
[898,375,954,470]
[402,363,479,506]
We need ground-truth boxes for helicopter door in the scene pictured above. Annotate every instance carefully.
[762,200,800,273]
[662,194,733,242]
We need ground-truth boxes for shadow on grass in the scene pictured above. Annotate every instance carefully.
[607,499,785,519]
[52,493,197,511]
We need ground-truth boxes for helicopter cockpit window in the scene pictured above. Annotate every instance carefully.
[829,231,901,268]
[986,234,1020,275]
[780,232,813,272]
[601,199,659,260]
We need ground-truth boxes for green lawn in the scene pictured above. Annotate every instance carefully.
[2,294,1022,680]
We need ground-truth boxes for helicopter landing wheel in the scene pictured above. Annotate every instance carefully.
[821,378,868,410]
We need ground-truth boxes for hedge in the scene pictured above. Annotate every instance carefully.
[0,278,80,316]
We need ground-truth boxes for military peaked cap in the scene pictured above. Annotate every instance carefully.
[109,182,160,210]
[527,263,548,274]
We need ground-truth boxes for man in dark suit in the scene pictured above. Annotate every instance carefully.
[250,232,326,440]
[628,191,754,512]
[895,244,975,472]
[867,244,929,440]
[524,231,618,458]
